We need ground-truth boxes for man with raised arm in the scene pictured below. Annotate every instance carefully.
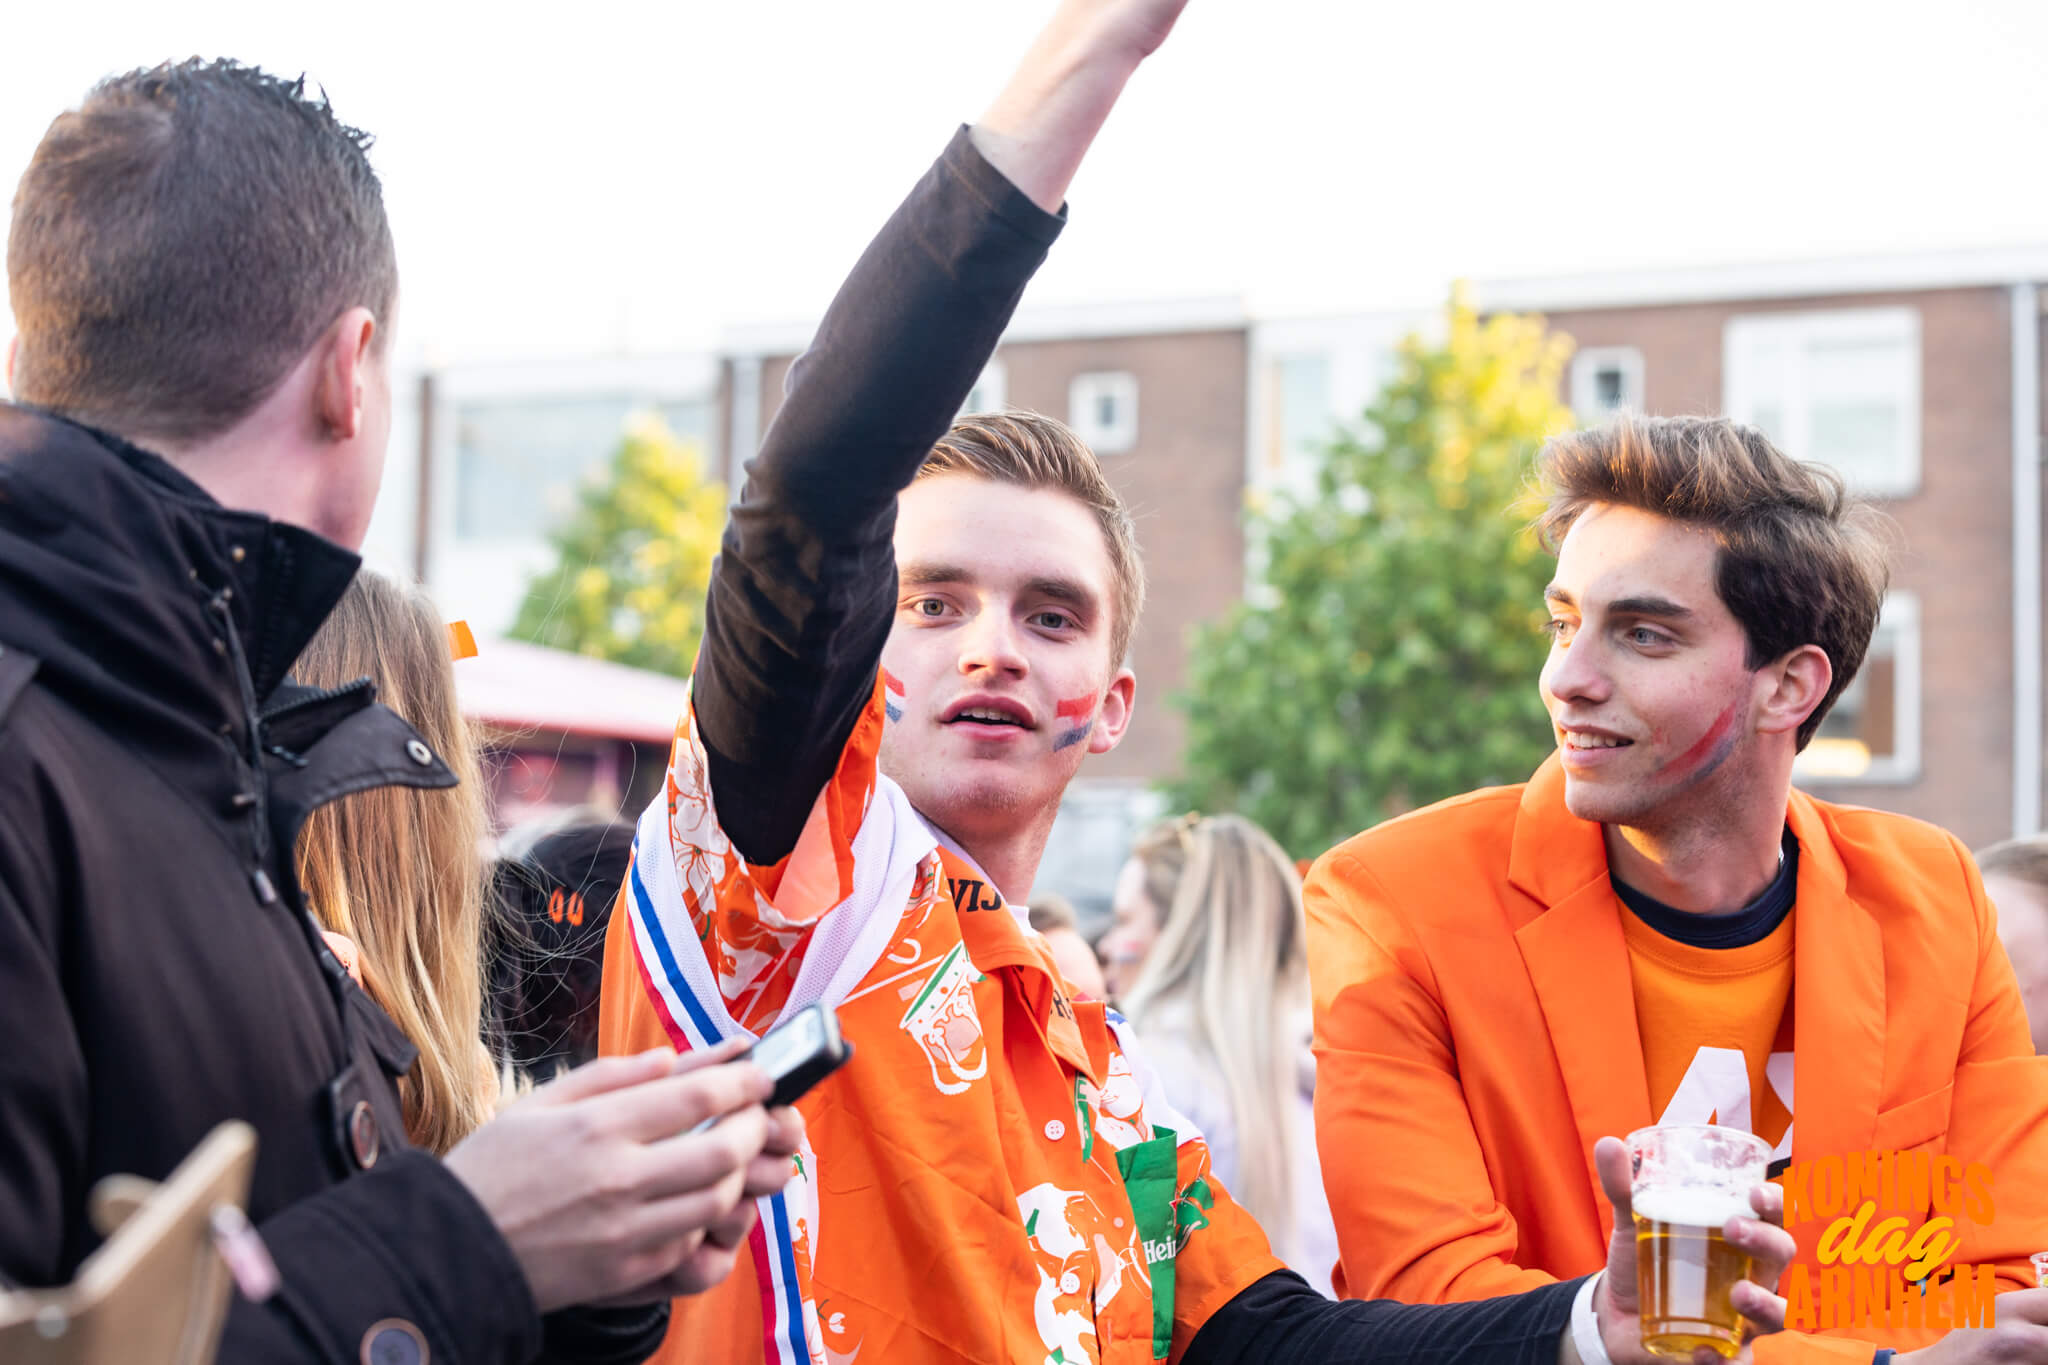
[599,5,1796,1362]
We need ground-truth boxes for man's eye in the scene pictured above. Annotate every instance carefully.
[1541,618,1575,642]
[1032,611,1073,630]
[1629,627,1666,647]
[912,599,947,617]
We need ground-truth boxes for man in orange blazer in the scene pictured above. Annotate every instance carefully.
[1307,415,2048,1365]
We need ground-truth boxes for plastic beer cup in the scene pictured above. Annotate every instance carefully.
[1628,1125,1772,1360]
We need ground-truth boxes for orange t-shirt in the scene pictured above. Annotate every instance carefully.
[1622,908,1796,1157]
[600,677,1280,1364]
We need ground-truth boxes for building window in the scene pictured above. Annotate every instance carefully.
[1069,371,1139,454]
[1259,352,1336,504]
[1570,346,1645,422]
[1724,308,1920,498]
[454,394,711,542]
[961,359,1007,416]
[1794,591,1921,785]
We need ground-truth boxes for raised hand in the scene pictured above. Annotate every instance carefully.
[973,0,1196,212]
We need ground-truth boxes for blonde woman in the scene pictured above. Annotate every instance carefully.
[1102,813,1340,1296]
[291,569,498,1155]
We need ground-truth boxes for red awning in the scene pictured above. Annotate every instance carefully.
[454,637,690,745]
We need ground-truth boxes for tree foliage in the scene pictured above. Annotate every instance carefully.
[1167,293,1577,858]
[509,415,726,678]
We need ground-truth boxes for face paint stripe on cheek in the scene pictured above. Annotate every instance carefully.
[1052,721,1094,753]
[1053,694,1096,752]
[1661,697,1742,781]
[881,667,905,723]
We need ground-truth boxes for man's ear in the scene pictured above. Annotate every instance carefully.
[1756,644,1833,739]
[5,334,18,394]
[1086,666,1138,756]
[312,307,378,441]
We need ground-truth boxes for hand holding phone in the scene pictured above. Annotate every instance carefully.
[687,1003,852,1133]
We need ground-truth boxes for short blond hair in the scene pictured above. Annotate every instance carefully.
[918,411,1145,667]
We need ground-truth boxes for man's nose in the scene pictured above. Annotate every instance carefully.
[959,608,1029,676]
[1543,637,1611,706]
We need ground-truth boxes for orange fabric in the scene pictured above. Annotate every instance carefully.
[600,677,1279,1364]
[1306,755,2048,1361]
[1622,910,1795,1151]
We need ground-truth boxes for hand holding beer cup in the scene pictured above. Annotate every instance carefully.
[1583,1127,1795,1365]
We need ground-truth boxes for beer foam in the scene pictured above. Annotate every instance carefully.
[1633,1186,1751,1228]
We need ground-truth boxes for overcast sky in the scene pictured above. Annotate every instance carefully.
[5,0,2046,369]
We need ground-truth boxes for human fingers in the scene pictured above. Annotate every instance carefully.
[1748,1181,1787,1229]
[1593,1137,1644,1317]
[667,1037,750,1076]
[636,1106,772,1201]
[762,1105,805,1158]
[597,1060,773,1144]
[619,1167,755,1258]
[1594,1137,1634,1220]
[741,1148,799,1202]
[1991,1289,2048,1327]
[1725,1213,1797,1290]
[702,1199,760,1253]
[528,1049,675,1106]
[1729,1279,1788,1338]
[652,1238,748,1299]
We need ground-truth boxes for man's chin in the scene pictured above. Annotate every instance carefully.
[1559,773,1642,828]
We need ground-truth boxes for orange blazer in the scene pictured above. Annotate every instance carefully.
[1306,756,2048,1362]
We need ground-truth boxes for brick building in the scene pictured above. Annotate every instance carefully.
[721,248,2048,882]
[1475,250,2048,852]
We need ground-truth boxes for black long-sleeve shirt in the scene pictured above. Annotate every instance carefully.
[690,126,1588,1364]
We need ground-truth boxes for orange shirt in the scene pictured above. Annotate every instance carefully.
[600,678,1280,1364]
[1622,909,1796,1154]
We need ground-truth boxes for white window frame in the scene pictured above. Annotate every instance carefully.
[1069,371,1140,454]
[1570,346,1645,422]
[960,359,1007,417]
[1723,307,1921,498]
[1793,590,1921,786]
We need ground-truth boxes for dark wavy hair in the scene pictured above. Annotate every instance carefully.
[1537,415,1893,749]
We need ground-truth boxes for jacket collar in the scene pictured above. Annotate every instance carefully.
[1506,754,1884,1230]
[0,403,361,705]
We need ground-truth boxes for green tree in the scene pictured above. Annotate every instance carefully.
[510,415,726,678]
[1168,292,1576,858]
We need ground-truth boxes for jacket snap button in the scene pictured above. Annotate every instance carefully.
[405,739,432,766]
[349,1100,380,1170]
[1043,1119,1065,1142]
[359,1318,427,1365]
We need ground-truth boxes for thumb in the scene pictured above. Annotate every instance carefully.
[1595,1136,1641,1315]
[1595,1136,1635,1221]
[530,1049,676,1106]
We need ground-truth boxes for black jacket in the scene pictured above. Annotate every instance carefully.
[0,406,658,1363]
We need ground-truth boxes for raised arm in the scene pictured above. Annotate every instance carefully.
[694,0,1188,866]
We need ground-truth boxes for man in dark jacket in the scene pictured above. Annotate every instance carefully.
[0,61,796,1363]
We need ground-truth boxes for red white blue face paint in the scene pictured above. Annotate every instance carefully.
[882,668,905,724]
[1053,694,1096,753]
[1661,695,1742,786]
